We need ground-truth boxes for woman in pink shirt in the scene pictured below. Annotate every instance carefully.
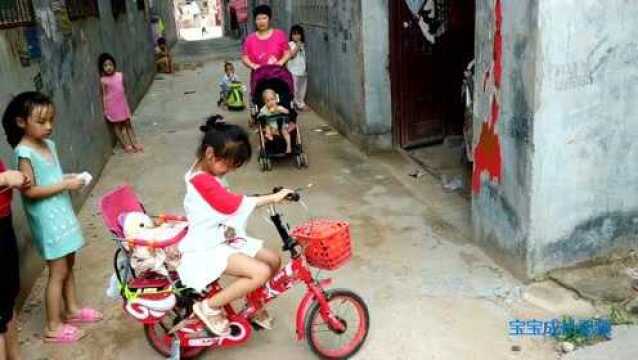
[241,5,291,70]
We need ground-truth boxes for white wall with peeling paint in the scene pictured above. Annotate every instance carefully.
[472,0,538,279]
[474,0,638,277]
[529,0,638,273]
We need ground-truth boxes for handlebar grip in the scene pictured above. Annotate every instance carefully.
[273,187,300,202]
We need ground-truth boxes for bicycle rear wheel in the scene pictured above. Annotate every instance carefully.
[305,289,369,359]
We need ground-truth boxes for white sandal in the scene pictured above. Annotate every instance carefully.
[193,301,230,336]
[252,308,274,330]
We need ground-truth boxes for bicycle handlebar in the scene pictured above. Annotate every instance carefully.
[251,187,302,255]
[272,186,301,202]
[249,187,301,202]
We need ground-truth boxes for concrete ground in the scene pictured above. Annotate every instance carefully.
[563,326,638,360]
[408,138,472,198]
[16,38,563,359]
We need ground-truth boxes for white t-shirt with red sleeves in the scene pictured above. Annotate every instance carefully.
[177,169,262,292]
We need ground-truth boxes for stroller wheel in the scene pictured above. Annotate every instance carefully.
[295,155,303,169]
[265,158,273,171]
[300,153,308,168]
[259,157,267,172]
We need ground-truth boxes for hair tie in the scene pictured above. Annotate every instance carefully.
[201,115,225,132]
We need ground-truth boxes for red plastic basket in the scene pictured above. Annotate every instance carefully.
[291,219,352,270]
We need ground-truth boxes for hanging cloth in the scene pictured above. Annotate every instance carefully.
[408,0,447,45]
[404,0,427,15]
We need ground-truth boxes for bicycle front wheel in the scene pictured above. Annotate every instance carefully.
[304,289,370,359]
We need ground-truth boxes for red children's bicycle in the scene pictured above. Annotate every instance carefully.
[99,185,369,359]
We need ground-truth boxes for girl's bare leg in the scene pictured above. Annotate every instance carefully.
[63,254,80,318]
[206,254,271,308]
[124,121,143,151]
[265,126,274,141]
[0,333,6,360]
[283,128,292,153]
[251,249,281,327]
[5,314,20,360]
[44,258,69,335]
[160,58,170,73]
[254,249,281,276]
[113,123,131,150]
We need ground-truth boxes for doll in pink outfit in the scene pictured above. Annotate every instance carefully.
[98,53,143,153]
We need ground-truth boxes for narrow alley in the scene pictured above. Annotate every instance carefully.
[15,37,559,360]
[2,0,638,359]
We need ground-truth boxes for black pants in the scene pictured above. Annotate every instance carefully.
[0,216,19,334]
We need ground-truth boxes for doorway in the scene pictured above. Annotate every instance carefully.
[390,0,475,149]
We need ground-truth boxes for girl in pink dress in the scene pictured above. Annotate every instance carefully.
[98,53,143,153]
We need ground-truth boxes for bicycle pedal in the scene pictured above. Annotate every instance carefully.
[251,321,265,331]
[251,319,273,331]
[171,317,205,335]
[168,319,189,334]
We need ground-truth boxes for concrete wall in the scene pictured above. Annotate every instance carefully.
[152,0,178,46]
[528,0,638,274]
[360,0,392,150]
[471,0,538,278]
[262,0,392,152]
[267,0,290,30]
[473,0,638,277]
[0,0,165,300]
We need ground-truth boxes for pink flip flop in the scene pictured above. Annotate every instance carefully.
[44,324,83,343]
[66,308,103,324]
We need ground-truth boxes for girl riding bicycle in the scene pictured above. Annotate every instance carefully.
[177,115,294,336]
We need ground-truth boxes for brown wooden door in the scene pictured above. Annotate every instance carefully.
[390,0,444,148]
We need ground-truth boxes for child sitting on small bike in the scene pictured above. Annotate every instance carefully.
[217,62,240,107]
[177,115,294,336]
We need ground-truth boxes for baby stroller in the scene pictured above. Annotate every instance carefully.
[250,65,308,171]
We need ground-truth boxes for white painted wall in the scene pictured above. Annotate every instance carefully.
[361,0,392,149]
[530,0,638,272]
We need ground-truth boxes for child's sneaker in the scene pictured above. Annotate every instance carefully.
[192,301,230,336]
[252,308,274,330]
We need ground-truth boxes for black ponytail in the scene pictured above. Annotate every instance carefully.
[198,114,251,167]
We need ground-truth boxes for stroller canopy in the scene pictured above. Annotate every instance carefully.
[251,65,294,99]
